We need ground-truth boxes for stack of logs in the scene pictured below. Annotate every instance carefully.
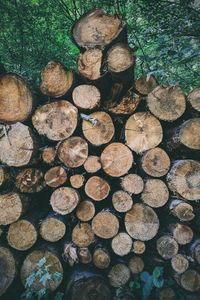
[0,8,200,300]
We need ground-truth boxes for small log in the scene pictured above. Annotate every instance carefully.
[0,166,8,187]
[125,203,159,241]
[84,155,101,173]
[42,147,56,164]
[125,112,163,153]
[44,166,67,188]
[0,73,32,123]
[72,9,124,50]
[108,264,130,287]
[188,87,200,112]
[82,111,115,146]
[171,223,193,245]
[85,176,110,201]
[134,74,158,96]
[0,193,29,225]
[121,174,144,195]
[72,85,100,110]
[50,187,80,215]
[16,168,46,193]
[100,142,133,177]
[7,219,37,251]
[111,232,132,256]
[76,200,95,222]
[40,60,73,97]
[70,174,85,189]
[171,254,189,274]
[93,247,110,269]
[40,214,66,242]
[0,122,36,167]
[158,288,176,300]
[132,240,146,255]
[167,160,200,200]
[78,248,92,264]
[141,147,170,177]
[72,223,94,247]
[156,235,179,260]
[147,85,186,121]
[191,240,200,264]
[20,249,63,292]
[169,199,194,221]
[128,256,144,274]
[112,190,133,212]
[58,136,88,168]
[92,211,119,239]
[180,269,200,292]
[32,100,78,141]
[0,246,17,297]
[141,179,169,208]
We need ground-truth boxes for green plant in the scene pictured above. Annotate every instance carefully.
[140,266,164,300]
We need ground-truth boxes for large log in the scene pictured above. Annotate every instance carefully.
[0,73,32,123]
[141,179,169,208]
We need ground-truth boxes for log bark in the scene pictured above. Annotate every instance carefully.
[112,190,133,212]
[120,174,144,195]
[147,85,186,121]
[50,187,80,215]
[44,166,67,188]
[39,214,66,242]
[92,211,119,239]
[85,176,110,201]
[93,247,110,269]
[83,155,101,173]
[134,74,158,96]
[125,112,163,153]
[156,235,179,260]
[141,179,169,208]
[169,199,195,221]
[70,174,85,188]
[58,136,88,168]
[72,84,100,110]
[171,223,193,245]
[40,60,73,97]
[108,264,130,287]
[125,203,159,241]
[72,223,94,247]
[111,232,132,256]
[167,160,200,200]
[132,240,146,255]
[16,168,46,193]
[42,147,56,164]
[0,73,32,123]
[76,200,95,221]
[141,147,170,177]
[171,254,189,274]
[128,256,144,274]
[180,269,200,292]
[188,87,200,112]
[32,100,78,141]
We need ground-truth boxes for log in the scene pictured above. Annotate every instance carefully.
[158,288,176,300]
[141,147,170,177]
[83,155,101,173]
[72,223,94,247]
[70,174,85,188]
[141,179,169,208]
[85,176,110,201]
[191,240,200,264]
[134,74,158,96]
[0,193,29,225]
[0,73,32,123]
[39,214,66,242]
[125,112,163,153]
[120,174,144,195]
[188,87,200,112]
[128,256,144,274]
[42,146,56,164]
[93,247,110,269]
[147,85,186,121]
[125,203,159,241]
[156,235,179,260]
[171,254,189,274]
[0,246,17,297]
[167,160,200,200]
[100,142,133,177]
[0,122,36,167]
[57,136,88,168]
[111,232,132,256]
[132,240,146,255]
[180,269,200,292]
[171,223,193,245]
[72,84,100,110]
[7,219,37,251]
[76,200,95,221]
[108,263,130,287]
[50,187,80,215]
[72,9,125,50]
[16,168,46,193]
[0,166,8,187]
[112,190,133,212]
[40,60,73,97]
[82,111,115,146]
[20,249,63,292]
[78,248,92,264]
[92,211,119,239]
[32,100,78,141]
[169,199,195,221]
[44,166,67,188]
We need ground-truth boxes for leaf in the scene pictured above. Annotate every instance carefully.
[37,257,46,268]
[152,266,164,279]
[140,272,151,282]
[36,288,46,300]
[153,277,164,288]
[142,276,154,300]
[54,292,64,300]
[35,268,43,278]
[52,272,62,281]
[39,272,51,286]
[25,273,36,288]
[21,288,33,299]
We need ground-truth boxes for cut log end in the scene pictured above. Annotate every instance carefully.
[78,49,103,80]
[78,248,92,264]
[72,85,100,110]
[112,190,133,212]
[171,254,189,274]
[107,43,134,73]
[170,200,194,222]
[85,176,110,201]
[178,118,200,150]
[0,167,8,187]
[188,87,200,112]
[72,223,94,247]
[84,155,101,173]
[135,75,158,96]
[40,217,66,242]
[76,200,95,222]
[128,256,144,274]
[180,269,200,292]
[121,174,144,194]
[111,232,132,256]
[92,211,119,239]
[16,168,45,193]
[132,240,146,254]
[45,166,67,188]
[156,235,179,260]
[141,179,169,208]
[172,224,193,245]
[109,264,130,287]
[70,174,85,189]
[158,288,176,300]
[50,187,79,215]
[42,147,56,164]
[93,248,110,269]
